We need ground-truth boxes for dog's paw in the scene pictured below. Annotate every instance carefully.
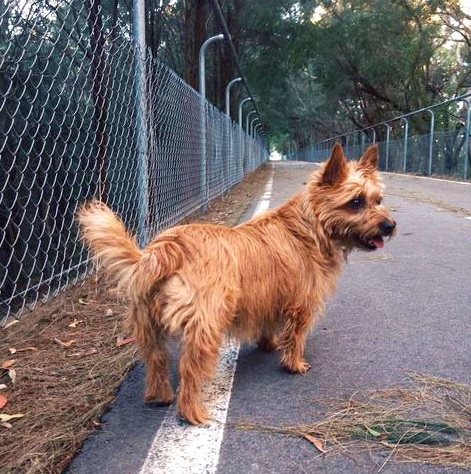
[144,387,175,406]
[282,359,311,374]
[178,403,209,425]
[144,395,175,406]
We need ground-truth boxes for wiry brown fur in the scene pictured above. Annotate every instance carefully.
[77,143,396,425]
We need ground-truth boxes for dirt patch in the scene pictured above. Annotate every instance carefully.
[0,164,272,474]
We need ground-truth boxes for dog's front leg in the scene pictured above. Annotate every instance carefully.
[279,308,313,374]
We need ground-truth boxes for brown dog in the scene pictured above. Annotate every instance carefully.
[77,143,396,425]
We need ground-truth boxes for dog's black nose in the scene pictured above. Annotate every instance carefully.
[379,220,396,236]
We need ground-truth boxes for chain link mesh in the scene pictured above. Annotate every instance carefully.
[289,130,470,181]
[0,1,268,325]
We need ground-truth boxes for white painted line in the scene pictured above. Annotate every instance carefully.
[253,169,274,215]
[139,340,239,474]
[465,216,471,221]
[383,172,471,186]
[139,169,275,474]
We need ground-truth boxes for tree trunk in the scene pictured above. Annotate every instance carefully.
[184,0,207,91]
[85,0,109,201]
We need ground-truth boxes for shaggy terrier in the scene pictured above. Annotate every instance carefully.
[77,143,396,425]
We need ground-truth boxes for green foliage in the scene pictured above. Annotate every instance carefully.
[236,0,471,150]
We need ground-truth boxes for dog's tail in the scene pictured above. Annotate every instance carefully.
[77,200,143,287]
[77,200,184,297]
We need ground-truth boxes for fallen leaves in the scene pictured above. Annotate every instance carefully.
[53,338,76,348]
[67,319,84,328]
[0,394,7,409]
[1,360,16,369]
[8,347,37,355]
[0,413,26,429]
[1,368,17,385]
[0,413,25,422]
[304,433,327,454]
[3,319,19,329]
[365,425,382,437]
[1,360,17,386]
[116,336,135,347]
[67,348,98,358]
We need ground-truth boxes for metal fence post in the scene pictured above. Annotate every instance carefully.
[427,109,435,175]
[198,33,224,212]
[225,77,242,117]
[384,124,391,172]
[238,98,252,128]
[245,110,256,132]
[132,0,148,246]
[224,77,241,192]
[401,117,409,172]
[250,118,259,137]
[244,111,256,170]
[464,99,471,180]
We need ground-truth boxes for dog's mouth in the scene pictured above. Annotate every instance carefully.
[359,235,384,251]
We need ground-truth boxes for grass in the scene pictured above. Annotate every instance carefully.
[237,373,471,470]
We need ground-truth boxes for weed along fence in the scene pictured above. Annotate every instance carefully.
[289,93,471,180]
[0,1,269,326]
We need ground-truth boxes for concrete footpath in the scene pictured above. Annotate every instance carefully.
[68,161,471,474]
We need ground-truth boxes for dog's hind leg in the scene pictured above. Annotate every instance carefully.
[177,318,223,425]
[142,334,175,405]
[132,302,175,405]
[279,307,313,374]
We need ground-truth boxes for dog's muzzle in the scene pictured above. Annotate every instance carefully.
[361,219,396,250]
[379,219,396,237]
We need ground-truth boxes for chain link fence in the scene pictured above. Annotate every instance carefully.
[288,98,471,181]
[0,1,268,325]
[288,129,470,180]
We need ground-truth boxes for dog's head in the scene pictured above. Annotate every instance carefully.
[306,142,396,251]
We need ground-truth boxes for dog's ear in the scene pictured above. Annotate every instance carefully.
[321,142,348,185]
[358,144,378,172]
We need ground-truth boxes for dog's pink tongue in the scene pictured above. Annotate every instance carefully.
[373,236,384,249]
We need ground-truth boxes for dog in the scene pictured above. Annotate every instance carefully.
[77,142,396,425]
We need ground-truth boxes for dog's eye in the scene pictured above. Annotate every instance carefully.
[376,197,383,205]
[349,197,364,209]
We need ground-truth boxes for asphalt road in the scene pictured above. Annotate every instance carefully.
[68,163,471,474]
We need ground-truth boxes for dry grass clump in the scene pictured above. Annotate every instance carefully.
[0,279,138,473]
[238,373,471,471]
